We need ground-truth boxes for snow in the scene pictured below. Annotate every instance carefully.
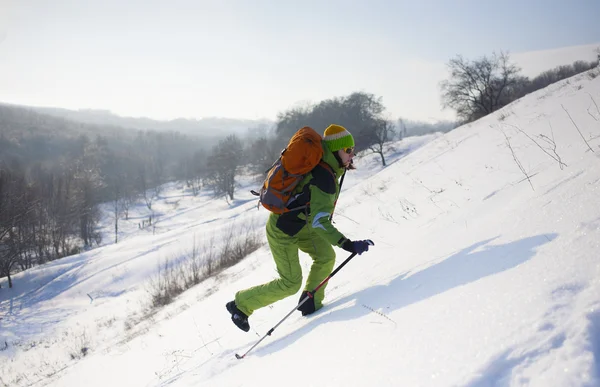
[1,70,600,387]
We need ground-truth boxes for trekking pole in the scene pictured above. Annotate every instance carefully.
[235,241,374,360]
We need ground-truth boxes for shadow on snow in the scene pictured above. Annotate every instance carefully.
[256,233,558,357]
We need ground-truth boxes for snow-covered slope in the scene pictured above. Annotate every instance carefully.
[1,69,600,387]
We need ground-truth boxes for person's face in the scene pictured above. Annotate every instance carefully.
[337,146,355,168]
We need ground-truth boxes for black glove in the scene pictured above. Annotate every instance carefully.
[296,291,316,316]
[340,239,374,255]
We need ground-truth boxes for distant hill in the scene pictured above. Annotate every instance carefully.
[28,106,273,136]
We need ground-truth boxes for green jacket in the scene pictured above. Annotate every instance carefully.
[273,141,347,246]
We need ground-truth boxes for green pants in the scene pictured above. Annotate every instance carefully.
[235,213,336,316]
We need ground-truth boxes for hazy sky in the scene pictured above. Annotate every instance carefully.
[0,0,598,123]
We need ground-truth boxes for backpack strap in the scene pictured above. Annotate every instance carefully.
[314,160,344,222]
[317,160,336,179]
[331,169,346,223]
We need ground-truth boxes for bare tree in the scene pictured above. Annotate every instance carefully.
[183,150,206,196]
[49,170,77,257]
[364,119,397,167]
[0,168,18,288]
[207,134,244,200]
[396,118,407,139]
[134,131,165,211]
[114,165,136,221]
[440,51,521,122]
[72,140,104,247]
[0,166,36,288]
[150,145,166,199]
[339,92,387,150]
[246,126,279,176]
[109,178,124,244]
[103,147,134,243]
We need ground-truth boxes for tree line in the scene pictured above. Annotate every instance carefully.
[440,50,600,123]
[0,106,212,287]
[248,91,408,170]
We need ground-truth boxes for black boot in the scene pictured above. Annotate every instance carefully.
[226,301,250,332]
[296,291,316,316]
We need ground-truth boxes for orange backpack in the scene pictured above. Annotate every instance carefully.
[252,127,328,214]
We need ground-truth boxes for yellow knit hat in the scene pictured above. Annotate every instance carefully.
[323,124,355,152]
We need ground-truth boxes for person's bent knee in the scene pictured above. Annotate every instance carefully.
[324,252,336,263]
[280,278,302,296]
[318,246,336,263]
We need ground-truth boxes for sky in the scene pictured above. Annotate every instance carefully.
[0,0,599,123]
[1,69,599,386]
